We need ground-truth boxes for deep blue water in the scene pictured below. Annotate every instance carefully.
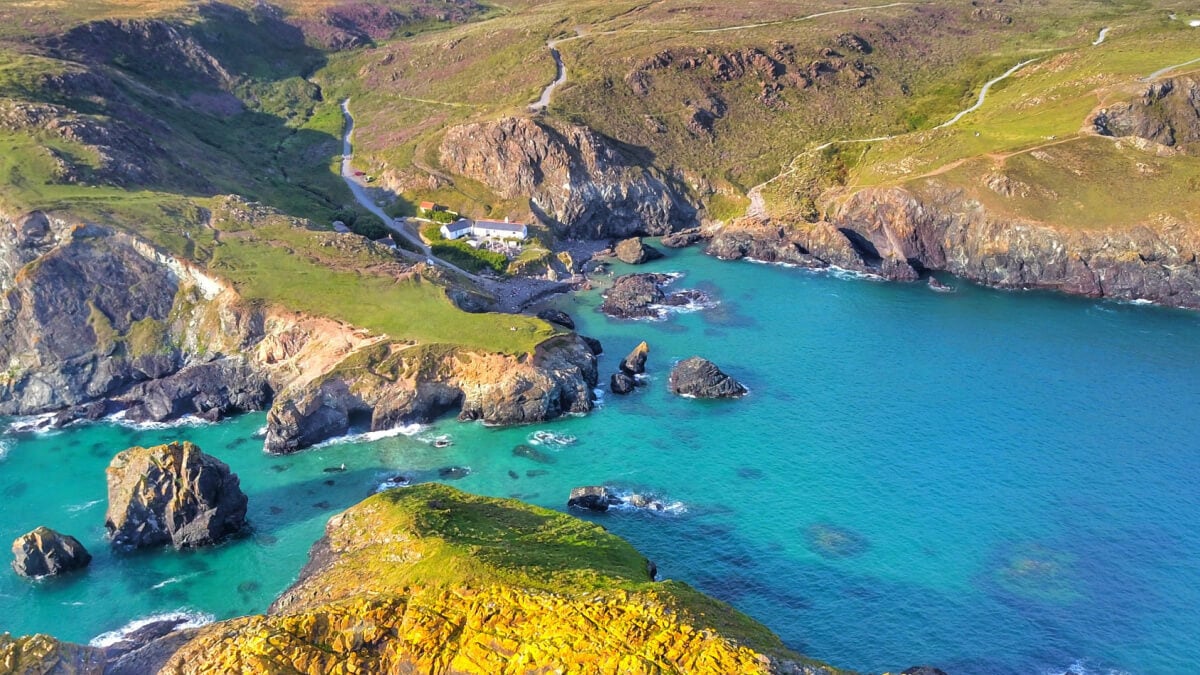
[3,246,1199,674]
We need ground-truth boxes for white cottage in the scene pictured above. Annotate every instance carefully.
[472,220,528,240]
[440,219,473,240]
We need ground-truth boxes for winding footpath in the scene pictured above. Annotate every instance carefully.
[339,100,480,281]
[746,57,1038,216]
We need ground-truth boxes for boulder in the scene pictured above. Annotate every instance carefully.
[105,441,248,549]
[536,308,575,329]
[601,274,666,319]
[581,335,604,356]
[610,372,636,395]
[11,527,91,578]
[615,237,665,265]
[668,357,748,399]
[620,341,650,376]
[902,668,949,675]
[928,276,954,293]
[567,486,621,512]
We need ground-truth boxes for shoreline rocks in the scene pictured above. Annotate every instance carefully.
[611,372,636,394]
[615,237,665,265]
[567,486,622,512]
[105,441,248,550]
[11,527,92,578]
[668,357,748,399]
[600,273,708,319]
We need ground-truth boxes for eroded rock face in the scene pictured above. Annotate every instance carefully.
[661,227,705,249]
[615,237,665,264]
[621,341,650,376]
[105,441,248,549]
[11,527,91,578]
[263,335,598,454]
[439,117,696,239]
[669,357,748,399]
[536,308,575,329]
[1094,76,1200,149]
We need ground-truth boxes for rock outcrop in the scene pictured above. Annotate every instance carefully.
[615,237,665,264]
[601,274,708,319]
[611,372,636,394]
[105,441,248,549]
[567,485,623,512]
[621,341,650,375]
[10,527,91,578]
[1093,76,1200,150]
[662,227,706,248]
[669,357,748,399]
[439,117,696,239]
[263,335,597,453]
[535,308,575,329]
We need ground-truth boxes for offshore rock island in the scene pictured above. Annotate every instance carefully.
[0,0,1198,672]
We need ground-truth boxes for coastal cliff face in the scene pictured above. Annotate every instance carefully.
[439,117,696,239]
[0,206,595,450]
[711,183,1200,308]
[78,484,844,675]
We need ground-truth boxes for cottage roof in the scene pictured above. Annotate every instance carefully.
[473,220,526,233]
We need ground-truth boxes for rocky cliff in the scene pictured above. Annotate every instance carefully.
[711,76,1200,308]
[439,117,696,239]
[0,205,596,451]
[0,485,853,675]
[711,182,1200,308]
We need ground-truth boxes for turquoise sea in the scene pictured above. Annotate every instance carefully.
[3,246,1200,674]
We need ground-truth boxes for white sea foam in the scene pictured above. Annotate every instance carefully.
[0,438,9,461]
[312,423,425,449]
[106,410,215,431]
[744,256,885,282]
[66,499,103,513]
[150,572,202,590]
[527,430,577,447]
[89,611,215,648]
[253,425,268,438]
[6,412,60,434]
[1043,658,1132,675]
[607,488,687,516]
[375,474,413,492]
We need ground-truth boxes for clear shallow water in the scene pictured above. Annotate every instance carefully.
[3,246,1200,674]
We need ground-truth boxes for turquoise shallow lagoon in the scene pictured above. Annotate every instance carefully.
[3,246,1200,674]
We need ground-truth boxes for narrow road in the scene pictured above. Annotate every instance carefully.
[1092,27,1110,45]
[1144,56,1200,81]
[530,42,567,111]
[339,99,480,281]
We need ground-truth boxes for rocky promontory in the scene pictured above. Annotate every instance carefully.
[105,441,247,549]
[669,357,748,399]
[2,485,853,674]
[11,527,91,578]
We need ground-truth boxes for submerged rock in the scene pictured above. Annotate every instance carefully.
[615,237,665,265]
[11,527,91,578]
[567,486,622,512]
[105,441,248,550]
[620,341,650,376]
[668,357,748,399]
[804,523,870,559]
[610,372,636,395]
[512,444,556,464]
